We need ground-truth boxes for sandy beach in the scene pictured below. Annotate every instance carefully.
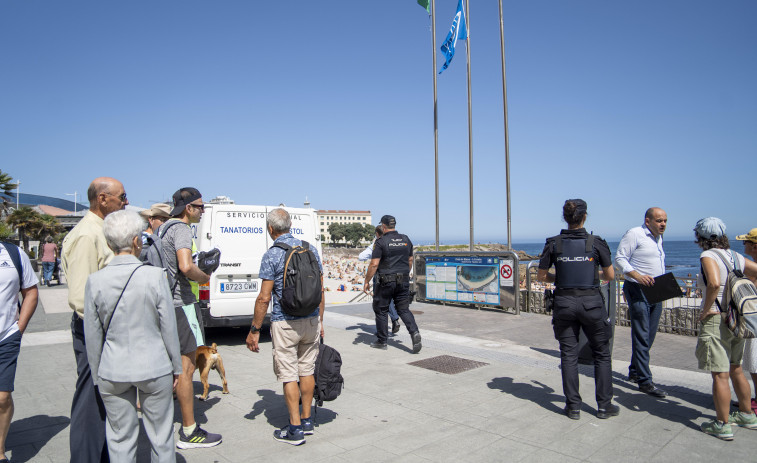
[322,247,372,305]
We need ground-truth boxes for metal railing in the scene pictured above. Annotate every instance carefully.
[521,262,703,336]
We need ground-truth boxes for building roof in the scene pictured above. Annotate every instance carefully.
[0,193,87,211]
[35,205,76,216]
[317,210,370,214]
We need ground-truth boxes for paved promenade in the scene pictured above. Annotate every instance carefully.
[8,284,757,462]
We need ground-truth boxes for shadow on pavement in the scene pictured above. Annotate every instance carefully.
[530,347,561,358]
[488,377,568,416]
[611,373,707,432]
[245,389,337,429]
[7,415,69,462]
[346,323,413,353]
[173,394,221,426]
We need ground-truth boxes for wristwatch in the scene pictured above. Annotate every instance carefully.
[250,325,261,334]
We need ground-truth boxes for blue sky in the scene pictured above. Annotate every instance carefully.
[2,1,755,243]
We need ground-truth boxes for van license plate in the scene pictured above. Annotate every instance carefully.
[220,282,259,293]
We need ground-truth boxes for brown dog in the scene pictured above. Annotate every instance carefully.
[195,343,229,401]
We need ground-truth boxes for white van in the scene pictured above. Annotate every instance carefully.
[190,204,322,331]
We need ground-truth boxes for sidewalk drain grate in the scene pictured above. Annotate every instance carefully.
[409,355,489,374]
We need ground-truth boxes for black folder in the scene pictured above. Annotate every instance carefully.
[639,272,684,304]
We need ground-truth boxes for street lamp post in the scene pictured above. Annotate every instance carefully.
[66,192,78,213]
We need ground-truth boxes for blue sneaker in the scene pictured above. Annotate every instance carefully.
[273,425,305,445]
[301,418,314,435]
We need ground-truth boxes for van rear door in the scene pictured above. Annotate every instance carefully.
[207,206,268,318]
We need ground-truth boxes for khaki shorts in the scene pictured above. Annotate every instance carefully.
[271,317,320,383]
[696,314,745,372]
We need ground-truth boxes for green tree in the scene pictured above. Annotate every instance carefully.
[362,223,376,242]
[31,214,64,241]
[0,222,13,241]
[5,207,62,252]
[328,222,346,244]
[342,223,375,247]
[0,170,18,214]
[342,223,362,247]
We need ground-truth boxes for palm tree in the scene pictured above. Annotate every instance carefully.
[31,214,64,242]
[6,207,39,252]
[0,170,18,215]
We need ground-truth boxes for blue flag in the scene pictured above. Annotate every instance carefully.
[439,0,468,74]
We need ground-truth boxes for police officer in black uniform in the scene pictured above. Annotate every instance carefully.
[364,215,422,353]
[537,199,619,420]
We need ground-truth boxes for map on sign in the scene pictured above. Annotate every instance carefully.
[425,256,501,305]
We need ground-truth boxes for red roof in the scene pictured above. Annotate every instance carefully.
[36,205,75,216]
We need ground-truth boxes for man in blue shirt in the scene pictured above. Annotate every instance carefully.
[246,208,325,446]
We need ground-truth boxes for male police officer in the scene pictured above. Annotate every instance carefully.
[363,215,421,353]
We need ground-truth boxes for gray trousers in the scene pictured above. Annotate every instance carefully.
[98,374,176,463]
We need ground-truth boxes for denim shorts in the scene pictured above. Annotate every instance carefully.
[696,314,745,372]
[0,331,22,392]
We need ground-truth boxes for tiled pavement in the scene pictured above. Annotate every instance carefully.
[7,284,757,462]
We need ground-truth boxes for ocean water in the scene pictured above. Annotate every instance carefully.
[418,239,751,278]
[513,239,713,278]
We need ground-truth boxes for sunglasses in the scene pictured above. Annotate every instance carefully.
[189,203,205,211]
[105,192,127,202]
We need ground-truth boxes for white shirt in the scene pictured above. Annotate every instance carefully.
[615,225,666,283]
[0,243,39,341]
[358,243,374,262]
[697,249,746,311]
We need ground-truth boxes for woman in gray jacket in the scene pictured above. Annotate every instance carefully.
[84,210,182,462]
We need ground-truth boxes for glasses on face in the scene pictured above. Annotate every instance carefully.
[189,203,204,211]
[105,192,127,202]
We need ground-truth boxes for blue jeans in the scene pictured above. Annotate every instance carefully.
[624,281,662,385]
[388,301,399,322]
[42,261,55,283]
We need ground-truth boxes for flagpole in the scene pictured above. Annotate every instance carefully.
[498,0,512,251]
[464,0,474,252]
[431,0,440,251]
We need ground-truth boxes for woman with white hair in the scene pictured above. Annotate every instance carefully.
[694,217,757,440]
[84,210,182,462]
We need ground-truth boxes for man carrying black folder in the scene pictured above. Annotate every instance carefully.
[615,207,669,398]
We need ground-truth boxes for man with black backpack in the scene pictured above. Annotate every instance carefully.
[159,187,221,450]
[246,208,325,446]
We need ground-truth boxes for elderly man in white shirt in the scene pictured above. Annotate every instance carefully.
[615,207,668,398]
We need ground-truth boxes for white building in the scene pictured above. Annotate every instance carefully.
[317,210,372,243]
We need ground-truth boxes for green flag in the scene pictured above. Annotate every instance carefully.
[417,0,430,13]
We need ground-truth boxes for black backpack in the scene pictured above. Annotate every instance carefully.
[1,242,24,307]
[140,221,183,291]
[313,340,343,407]
[273,241,322,317]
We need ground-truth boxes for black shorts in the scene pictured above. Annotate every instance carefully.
[0,331,22,392]
[175,305,198,356]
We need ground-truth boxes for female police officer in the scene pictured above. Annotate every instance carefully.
[537,199,619,420]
